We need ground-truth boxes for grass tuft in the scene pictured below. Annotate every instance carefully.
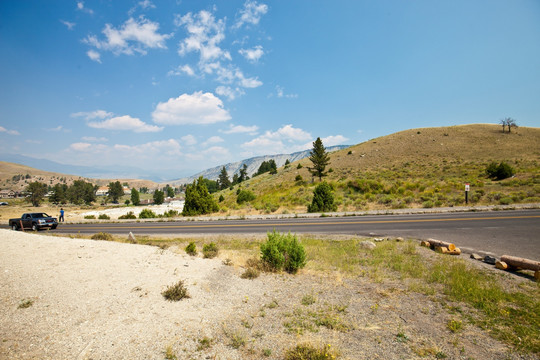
[162,280,190,301]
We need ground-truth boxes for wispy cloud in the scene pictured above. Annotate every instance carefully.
[239,45,264,62]
[215,86,245,100]
[84,17,171,62]
[71,110,113,120]
[234,1,268,29]
[181,134,197,146]
[202,135,224,147]
[0,126,20,135]
[221,124,259,135]
[271,85,298,99]
[82,136,108,142]
[152,91,231,125]
[88,115,163,133]
[60,20,76,30]
[76,1,94,15]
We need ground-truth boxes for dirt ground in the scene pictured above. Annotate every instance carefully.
[0,230,538,360]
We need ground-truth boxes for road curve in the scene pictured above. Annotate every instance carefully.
[49,209,540,260]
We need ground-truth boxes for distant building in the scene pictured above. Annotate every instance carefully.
[0,189,16,198]
[95,186,109,196]
[123,186,131,195]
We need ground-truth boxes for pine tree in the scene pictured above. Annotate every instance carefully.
[238,164,249,183]
[182,177,219,216]
[131,188,140,206]
[218,166,231,190]
[308,137,330,181]
[307,182,337,213]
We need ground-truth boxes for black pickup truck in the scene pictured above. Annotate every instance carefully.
[9,213,58,231]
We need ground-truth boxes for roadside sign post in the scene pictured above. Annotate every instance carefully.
[465,183,470,204]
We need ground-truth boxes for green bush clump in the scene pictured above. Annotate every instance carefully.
[139,209,157,219]
[308,182,337,213]
[162,280,190,301]
[203,242,219,258]
[161,209,178,218]
[285,344,339,360]
[260,231,306,274]
[119,211,137,219]
[237,189,256,204]
[91,232,113,241]
[185,242,197,256]
[84,215,96,219]
[98,214,110,220]
[486,161,515,180]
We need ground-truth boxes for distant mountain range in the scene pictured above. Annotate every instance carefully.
[166,145,350,185]
[1,145,350,185]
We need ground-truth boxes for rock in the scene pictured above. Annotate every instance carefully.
[127,232,136,244]
[359,241,376,250]
[373,238,385,242]
[470,253,483,261]
[483,256,497,265]
[395,237,404,242]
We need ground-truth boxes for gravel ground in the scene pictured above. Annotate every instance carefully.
[1,229,537,360]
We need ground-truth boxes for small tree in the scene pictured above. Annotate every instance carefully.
[307,182,337,213]
[25,181,48,206]
[49,183,68,205]
[486,161,515,180]
[153,189,165,205]
[108,181,123,203]
[499,117,518,133]
[308,137,330,181]
[238,164,249,183]
[218,166,231,190]
[131,188,140,206]
[182,177,219,216]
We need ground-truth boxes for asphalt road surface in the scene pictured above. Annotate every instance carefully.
[46,209,540,260]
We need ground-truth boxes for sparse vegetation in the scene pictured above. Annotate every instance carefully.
[260,231,306,274]
[91,232,113,241]
[185,242,197,256]
[202,242,218,258]
[285,343,339,360]
[162,280,190,301]
[119,211,137,219]
[98,213,110,220]
[139,208,156,219]
[18,298,34,309]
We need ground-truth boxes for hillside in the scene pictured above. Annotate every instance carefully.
[168,145,349,185]
[0,161,158,192]
[216,124,540,214]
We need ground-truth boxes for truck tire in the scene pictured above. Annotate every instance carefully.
[51,225,57,230]
[32,223,38,231]
[11,223,19,231]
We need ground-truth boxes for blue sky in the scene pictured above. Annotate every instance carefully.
[1,1,539,179]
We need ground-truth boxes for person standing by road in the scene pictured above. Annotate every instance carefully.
[59,208,65,222]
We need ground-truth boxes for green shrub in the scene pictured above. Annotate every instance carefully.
[241,267,260,279]
[295,175,303,182]
[237,189,256,204]
[91,232,113,241]
[499,197,513,205]
[486,161,515,180]
[422,200,434,208]
[260,231,306,274]
[139,208,157,219]
[297,163,303,169]
[84,215,96,219]
[203,242,219,258]
[285,344,339,360]
[162,280,190,301]
[98,213,110,220]
[185,242,197,256]
[308,182,337,213]
[219,194,225,202]
[161,209,178,218]
[119,211,137,219]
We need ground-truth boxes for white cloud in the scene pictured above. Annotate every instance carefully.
[114,139,181,156]
[239,45,264,62]
[202,136,224,147]
[215,86,245,100]
[88,115,163,133]
[242,124,311,154]
[176,10,230,63]
[71,110,113,120]
[168,64,196,77]
[70,142,93,151]
[235,1,268,28]
[77,1,94,15]
[221,124,259,135]
[185,146,230,162]
[152,91,231,125]
[87,49,101,63]
[274,85,298,99]
[181,134,197,146]
[321,135,349,146]
[60,20,76,30]
[84,17,171,61]
[237,71,262,88]
[0,126,20,135]
[82,136,108,142]
[48,125,71,133]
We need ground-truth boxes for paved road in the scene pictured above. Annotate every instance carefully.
[47,209,540,260]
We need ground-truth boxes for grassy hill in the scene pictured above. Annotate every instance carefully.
[217,124,540,214]
[0,161,158,191]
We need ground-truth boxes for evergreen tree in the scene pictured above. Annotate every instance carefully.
[232,173,239,185]
[308,137,330,181]
[131,188,140,206]
[218,166,231,190]
[25,181,48,207]
[182,176,219,216]
[153,189,165,205]
[165,185,175,198]
[238,164,249,182]
[108,181,124,203]
[49,183,68,204]
[67,180,96,205]
[307,182,337,213]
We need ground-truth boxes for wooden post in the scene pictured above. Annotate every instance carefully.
[427,239,456,251]
[500,255,540,271]
[19,220,24,232]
